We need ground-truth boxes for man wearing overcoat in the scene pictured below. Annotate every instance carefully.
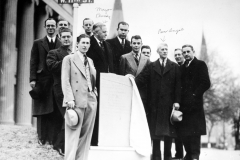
[178,44,210,160]
[86,22,114,146]
[135,43,181,160]
[30,18,62,145]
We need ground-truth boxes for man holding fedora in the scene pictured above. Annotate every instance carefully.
[61,34,97,160]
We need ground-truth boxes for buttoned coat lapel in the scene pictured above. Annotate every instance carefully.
[126,51,138,71]
[41,36,49,52]
[72,53,87,79]
[163,59,173,75]
[153,59,162,76]
[136,54,148,76]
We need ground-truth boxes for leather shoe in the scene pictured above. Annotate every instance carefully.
[54,147,64,156]
[38,139,46,145]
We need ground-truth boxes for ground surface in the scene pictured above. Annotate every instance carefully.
[1,124,240,160]
[0,125,63,160]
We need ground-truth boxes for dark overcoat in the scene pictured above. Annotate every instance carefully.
[135,59,181,139]
[177,57,211,136]
[46,46,70,115]
[106,37,132,74]
[30,36,62,116]
[86,35,114,89]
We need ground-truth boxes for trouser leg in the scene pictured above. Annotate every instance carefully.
[75,92,97,160]
[152,139,162,160]
[189,136,201,160]
[164,136,172,159]
[175,137,184,158]
[182,136,191,160]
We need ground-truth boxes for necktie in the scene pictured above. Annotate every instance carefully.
[50,38,54,44]
[121,39,125,48]
[134,54,139,66]
[185,60,190,67]
[83,54,88,66]
[99,42,105,52]
[161,59,164,74]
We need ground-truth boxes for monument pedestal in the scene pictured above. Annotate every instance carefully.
[89,73,151,159]
[89,147,151,160]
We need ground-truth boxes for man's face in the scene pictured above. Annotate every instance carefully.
[117,24,129,39]
[83,20,93,34]
[142,48,151,57]
[157,45,168,59]
[45,20,56,36]
[131,38,142,53]
[60,32,72,46]
[174,50,184,64]
[78,37,90,54]
[57,21,69,33]
[96,26,107,41]
[182,47,194,61]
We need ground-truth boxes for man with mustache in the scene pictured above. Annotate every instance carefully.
[46,28,73,156]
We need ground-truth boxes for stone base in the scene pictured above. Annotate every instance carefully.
[89,146,151,160]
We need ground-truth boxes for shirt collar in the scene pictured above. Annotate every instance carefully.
[132,51,141,59]
[159,57,167,66]
[186,57,194,67]
[94,36,101,46]
[117,36,125,44]
[47,35,56,43]
[76,50,85,62]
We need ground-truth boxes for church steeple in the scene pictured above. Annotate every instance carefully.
[108,0,124,39]
[199,31,209,63]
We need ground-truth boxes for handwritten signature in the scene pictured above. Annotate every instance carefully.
[158,28,184,34]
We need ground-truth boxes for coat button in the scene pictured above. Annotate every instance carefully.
[76,81,78,83]
[75,72,77,74]
[76,90,78,92]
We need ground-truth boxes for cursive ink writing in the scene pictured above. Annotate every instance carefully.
[158,28,184,34]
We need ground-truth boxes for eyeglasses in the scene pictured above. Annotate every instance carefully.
[46,25,56,28]
[183,50,191,54]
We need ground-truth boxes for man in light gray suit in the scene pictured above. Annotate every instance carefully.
[61,34,98,160]
[119,35,150,116]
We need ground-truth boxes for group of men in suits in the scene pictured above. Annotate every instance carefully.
[30,16,210,160]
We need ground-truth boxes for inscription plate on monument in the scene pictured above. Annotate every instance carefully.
[99,73,132,147]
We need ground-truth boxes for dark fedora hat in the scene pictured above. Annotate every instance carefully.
[29,83,44,99]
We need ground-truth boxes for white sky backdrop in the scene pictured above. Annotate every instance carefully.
[76,0,240,78]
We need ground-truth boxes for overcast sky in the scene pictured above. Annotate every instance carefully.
[77,0,240,78]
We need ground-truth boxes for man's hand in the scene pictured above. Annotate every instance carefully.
[125,74,135,79]
[67,101,75,109]
[30,81,36,88]
[173,103,180,110]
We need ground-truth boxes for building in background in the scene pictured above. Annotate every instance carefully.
[0,0,73,126]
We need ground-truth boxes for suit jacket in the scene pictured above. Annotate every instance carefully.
[87,36,114,89]
[178,57,211,136]
[135,59,181,138]
[106,37,132,74]
[30,36,61,116]
[119,52,150,76]
[61,53,97,108]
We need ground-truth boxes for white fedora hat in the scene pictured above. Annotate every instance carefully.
[170,107,183,125]
[65,108,79,128]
